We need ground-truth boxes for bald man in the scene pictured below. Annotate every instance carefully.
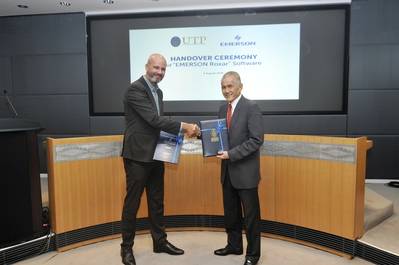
[120,53,198,265]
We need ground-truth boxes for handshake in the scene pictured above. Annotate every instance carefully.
[181,122,201,138]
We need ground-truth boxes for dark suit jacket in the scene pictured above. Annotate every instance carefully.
[219,96,264,189]
[122,76,181,162]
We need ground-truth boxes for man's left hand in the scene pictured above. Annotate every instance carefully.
[216,151,229,160]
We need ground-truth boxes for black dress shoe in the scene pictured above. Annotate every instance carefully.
[243,257,259,265]
[120,247,136,265]
[214,246,243,256]
[153,240,184,255]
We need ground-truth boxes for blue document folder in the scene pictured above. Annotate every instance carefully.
[200,119,229,157]
[153,131,184,164]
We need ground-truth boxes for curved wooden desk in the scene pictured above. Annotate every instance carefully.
[47,134,371,257]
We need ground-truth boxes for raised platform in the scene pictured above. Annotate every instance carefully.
[364,187,394,231]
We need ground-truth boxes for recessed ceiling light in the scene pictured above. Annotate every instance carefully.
[17,4,29,8]
[103,0,115,4]
[59,1,71,7]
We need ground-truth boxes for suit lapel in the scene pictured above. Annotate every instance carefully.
[220,104,227,119]
[140,77,159,115]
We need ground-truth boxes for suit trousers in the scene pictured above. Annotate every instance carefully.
[121,158,166,249]
[222,168,261,259]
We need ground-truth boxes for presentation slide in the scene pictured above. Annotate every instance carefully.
[129,23,300,101]
[88,5,348,115]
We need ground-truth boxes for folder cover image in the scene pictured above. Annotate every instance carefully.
[200,119,229,157]
[153,131,184,164]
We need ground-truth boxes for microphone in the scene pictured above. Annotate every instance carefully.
[3,90,18,117]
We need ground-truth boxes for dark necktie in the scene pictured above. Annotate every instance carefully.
[152,87,160,115]
[226,103,232,129]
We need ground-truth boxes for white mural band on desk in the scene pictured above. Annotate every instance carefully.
[54,139,356,164]
[262,141,356,163]
[54,141,122,162]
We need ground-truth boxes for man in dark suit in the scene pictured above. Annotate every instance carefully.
[120,53,199,265]
[214,71,264,265]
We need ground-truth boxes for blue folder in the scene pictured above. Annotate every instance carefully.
[153,131,184,164]
[200,119,229,157]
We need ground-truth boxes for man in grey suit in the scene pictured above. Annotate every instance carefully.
[120,53,199,265]
[214,71,264,265]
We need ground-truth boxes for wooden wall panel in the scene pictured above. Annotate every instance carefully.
[262,134,369,239]
[47,134,370,242]
[164,156,223,216]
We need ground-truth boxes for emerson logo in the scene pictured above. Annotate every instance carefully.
[170,36,206,47]
[220,35,256,47]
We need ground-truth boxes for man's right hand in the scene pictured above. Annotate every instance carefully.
[181,122,200,138]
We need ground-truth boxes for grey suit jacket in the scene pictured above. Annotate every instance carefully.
[218,96,264,189]
[121,76,180,162]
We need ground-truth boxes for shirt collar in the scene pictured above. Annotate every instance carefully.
[230,94,242,112]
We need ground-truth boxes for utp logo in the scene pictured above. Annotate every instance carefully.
[170,36,206,47]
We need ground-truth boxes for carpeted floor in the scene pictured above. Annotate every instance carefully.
[15,231,372,265]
